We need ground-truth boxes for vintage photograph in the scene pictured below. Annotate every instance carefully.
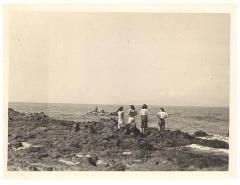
[7,9,230,171]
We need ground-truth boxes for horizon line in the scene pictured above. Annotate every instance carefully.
[8,101,229,108]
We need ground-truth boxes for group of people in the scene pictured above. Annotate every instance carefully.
[116,104,168,134]
[93,106,105,113]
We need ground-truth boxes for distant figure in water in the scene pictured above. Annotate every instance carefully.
[140,104,149,134]
[128,105,137,129]
[94,105,99,112]
[117,106,124,129]
[156,107,168,132]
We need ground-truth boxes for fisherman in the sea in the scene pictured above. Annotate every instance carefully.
[94,105,99,112]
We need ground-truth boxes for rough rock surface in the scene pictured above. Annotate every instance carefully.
[8,108,228,171]
[193,130,210,137]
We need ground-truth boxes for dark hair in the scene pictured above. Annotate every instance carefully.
[160,108,165,112]
[117,106,123,112]
[130,105,135,110]
[142,104,148,109]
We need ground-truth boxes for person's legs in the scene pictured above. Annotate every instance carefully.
[159,119,165,131]
[118,121,122,129]
[130,122,135,131]
[162,120,165,130]
[141,117,144,133]
[158,121,161,132]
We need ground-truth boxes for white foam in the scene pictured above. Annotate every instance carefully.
[22,142,31,148]
[75,153,84,158]
[122,151,132,155]
[197,134,229,143]
[58,159,79,165]
[85,154,91,158]
[96,160,106,165]
[13,142,32,151]
[185,144,228,154]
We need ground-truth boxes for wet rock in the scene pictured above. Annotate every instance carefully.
[46,167,54,171]
[176,151,228,169]
[8,108,229,171]
[10,141,23,148]
[29,166,40,171]
[73,122,80,132]
[28,146,42,152]
[70,142,81,149]
[193,138,229,149]
[193,130,209,137]
[118,124,141,136]
[90,125,97,134]
[50,152,61,159]
[87,155,98,166]
[37,112,48,120]
[8,108,25,121]
[39,153,49,159]
[138,141,154,151]
[113,162,126,171]
[34,127,48,132]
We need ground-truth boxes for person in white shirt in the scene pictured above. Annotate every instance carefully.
[156,108,168,132]
[140,104,149,134]
[117,106,124,129]
[128,105,137,129]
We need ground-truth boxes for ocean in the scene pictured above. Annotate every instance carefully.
[9,102,229,137]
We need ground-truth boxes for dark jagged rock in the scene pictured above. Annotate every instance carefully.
[7,108,229,171]
[87,155,98,166]
[193,138,229,149]
[176,150,228,169]
[9,141,23,149]
[118,124,141,136]
[109,112,118,116]
[34,127,48,132]
[8,108,50,122]
[8,108,25,121]
[73,122,80,132]
[193,130,210,137]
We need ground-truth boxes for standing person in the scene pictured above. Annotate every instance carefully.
[156,107,168,132]
[117,106,124,129]
[140,104,149,134]
[128,105,137,129]
[94,105,98,112]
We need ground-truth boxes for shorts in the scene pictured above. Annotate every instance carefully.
[141,115,148,128]
[158,119,165,128]
[128,117,135,124]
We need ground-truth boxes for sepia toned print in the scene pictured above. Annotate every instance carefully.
[6,6,233,174]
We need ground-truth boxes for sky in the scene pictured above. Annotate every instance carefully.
[8,12,230,107]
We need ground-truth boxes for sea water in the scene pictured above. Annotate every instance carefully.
[8,102,229,137]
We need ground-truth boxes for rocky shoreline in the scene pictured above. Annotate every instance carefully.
[8,108,228,171]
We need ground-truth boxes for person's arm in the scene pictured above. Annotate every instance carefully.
[122,112,124,119]
[165,112,168,118]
